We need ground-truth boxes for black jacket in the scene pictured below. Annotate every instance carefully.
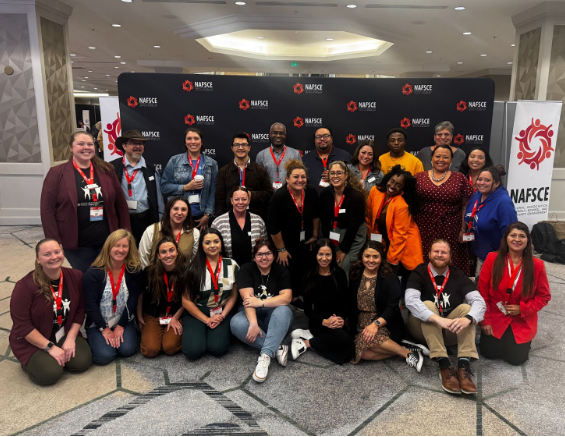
[110,157,160,224]
[348,272,404,343]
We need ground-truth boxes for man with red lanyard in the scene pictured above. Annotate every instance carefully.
[111,130,164,245]
[302,126,352,194]
[404,240,486,395]
[256,122,303,190]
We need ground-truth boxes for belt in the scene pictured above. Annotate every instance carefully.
[130,210,150,220]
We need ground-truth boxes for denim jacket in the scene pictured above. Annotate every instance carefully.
[347,163,383,194]
[161,152,218,216]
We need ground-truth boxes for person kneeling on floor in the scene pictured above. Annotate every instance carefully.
[405,239,486,395]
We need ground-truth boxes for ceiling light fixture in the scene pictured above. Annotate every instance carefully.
[112,24,121,27]
[114,55,121,58]
[82,79,86,81]
[121,0,133,2]
[346,4,357,8]
[454,6,465,10]
[88,70,93,73]
[84,76,89,79]
[511,43,516,47]
[120,61,126,64]
[463,32,471,35]
[426,50,433,54]
[115,66,119,68]
[457,61,463,64]
[235,1,246,4]
[480,53,487,56]
[326,38,334,41]
[70,54,76,56]
[508,61,513,64]
[88,46,96,49]
[106,74,110,77]
[256,36,264,39]
[94,88,97,90]
[154,45,161,48]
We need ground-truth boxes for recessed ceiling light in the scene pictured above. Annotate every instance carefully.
[436,75,442,77]
[235,1,246,4]
[115,66,119,68]
[112,24,121,28]
[94,88,97,90]
[457,61,463,64]
[81,86,84,88]
[70,54,76,56]
[120,61,126,64]
[154,45,161,48]
[256,36,264,39]
[106,74,110,77]
[463,32,471,35]
[326,38,334,41]
[82,80,86,82]
[88,70,93,72]
[511,43,516,47]
[454,6,465,10]
[426,50,433,54]
[88,46,96,49]
[71,61,74,64]
[114,55,121,58]
[121,0,132,2]
[84,76,89,79]
[346,4,357,8]
[480,53,487,56]
[508,61,513,64]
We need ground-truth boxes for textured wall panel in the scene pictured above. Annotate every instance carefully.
[0,14,41,163]
[515,28,541,101]
[40,17,72,162]
[547,25,565,167]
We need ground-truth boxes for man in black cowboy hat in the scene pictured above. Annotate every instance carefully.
[110,130,164,244]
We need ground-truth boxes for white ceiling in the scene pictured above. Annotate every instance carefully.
[65,0,558,94]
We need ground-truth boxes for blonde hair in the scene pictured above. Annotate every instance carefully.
[91,229,141,276]
[284,159,307,178]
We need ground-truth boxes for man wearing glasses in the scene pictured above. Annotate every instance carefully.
[303,126,352,193]
[256,122,302,190]
[215,132,273,220]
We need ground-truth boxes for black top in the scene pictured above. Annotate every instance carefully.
[268,183,320,254]
[406,264,476,317]
[238,262,292,300]
[303,268,349,331]
[229,210,252,266]
[348,272,404,343]
[378,210,389,248]
[49,278,70,341]
[142,270,182,318]
[319,186,366,253]
[74,167,110,247]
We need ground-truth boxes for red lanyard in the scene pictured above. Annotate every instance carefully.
[469,175,478,192]
[333,194,345,230]
[374,197,392,231]
[427,265,450,317]
[358,165,369,183]
[188,154,201,180]
[506,256,522,295]
[73,159,98,201]
[288,187,305,230]
[107,265,126,313]
[123,157,139,197]
[50,271,64,326]
[238,167,246,187]
[175,231,181,243]
[163,272,174,316]
[270,146,286,180]
[467,200,484,231]
[318,148,332,170]
[206,256,223,304]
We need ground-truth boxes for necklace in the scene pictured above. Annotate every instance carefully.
[389,153,405,165]
[430,169,447,182]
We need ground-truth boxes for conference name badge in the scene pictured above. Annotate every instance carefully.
[319,180,330,188]
[107,314,119,328]
[90,206,104,222]
[272,181,283,189]
[368,176,376,183]
[371,234,383,243]
[300,230,306,241]
[159,316,172,325]
[55,326,65,343]
[462,232,475,242]
[496,301,508,315]
[188,194,200,204]
[210,306,223,316]
[127,200,138,210]
[329,231,341,244]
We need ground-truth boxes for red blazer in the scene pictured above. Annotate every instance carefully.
[40,160,131,250]
[478,252,551,344]
[9,268,86,366]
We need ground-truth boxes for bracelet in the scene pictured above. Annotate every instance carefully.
[277,247,287,253]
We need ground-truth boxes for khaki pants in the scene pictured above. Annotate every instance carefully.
[140,314,182,358]
[407,301,478,359]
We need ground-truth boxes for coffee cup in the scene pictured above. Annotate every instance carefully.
[194,175,204,182]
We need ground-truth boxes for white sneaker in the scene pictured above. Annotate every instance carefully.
[291,338,307,360]
[406,350,423,373]
[291,329,314,340]
[276,345,288,367]
[253,353,271,383]
[401,339,431,357]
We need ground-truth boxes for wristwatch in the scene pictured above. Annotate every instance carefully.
[44,341,54,352]
[374,319,381,326]
[464,315,474,323]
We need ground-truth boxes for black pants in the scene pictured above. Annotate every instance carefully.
[480,325,531,366]
[309,325,355,365]
[396,262,413,293]
[130,211,153,247]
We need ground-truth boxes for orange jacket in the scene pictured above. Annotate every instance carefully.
[366,188,423,270]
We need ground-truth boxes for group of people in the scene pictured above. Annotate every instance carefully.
[9,120,550,396]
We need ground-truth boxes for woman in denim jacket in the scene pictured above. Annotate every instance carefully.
[161,127,218,230]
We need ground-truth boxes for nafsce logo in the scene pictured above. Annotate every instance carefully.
[457,100,487,112]
[183,80,213,92]
[184,114,214,126]
[347,100,376,112]
[142,131,160,140]
[294,82,323,94]
[127,96,157,108]
[345,134,374,145]
[250,133,270,143]
[294,116,323,128]
[454,133,484,145]
[402,83,432,95]
[239,98,269,110]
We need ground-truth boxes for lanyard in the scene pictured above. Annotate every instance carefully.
[123,157,139,197]
[467,200,484,231]
[107,265,126,313]
[333,194,345,230]
[188,154,201,180]
[506,256,522,295]
[163,272,174,316]
[206,256,223,304]
[175,231,182,244]
[317,148,332,170]
[238,167,246,187]
[358,165,369,183]
[376,197,393,220]
[427,265,450,317]
[50,271,64,326]
[73,159,98,202]
[288,187,305,231]
[270,146,286,180]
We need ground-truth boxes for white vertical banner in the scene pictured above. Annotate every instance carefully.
[99,96,123,162]
[507,101,562,229]
[82,109,90,130]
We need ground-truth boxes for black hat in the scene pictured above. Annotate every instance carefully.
[115,130,149,151]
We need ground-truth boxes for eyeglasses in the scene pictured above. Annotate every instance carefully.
[315,134,331,140]
[233,143,249,149]
[256,251,273,259]
[329,171,345,177]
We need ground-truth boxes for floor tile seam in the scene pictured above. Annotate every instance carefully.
[482,402,528,436]
[482,386,521,401]
[202,386,263,430]
[9,233,33,248]
[528,353,565,363]
[476,361,483,436]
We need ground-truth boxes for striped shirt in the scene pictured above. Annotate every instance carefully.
[211,212,268,258]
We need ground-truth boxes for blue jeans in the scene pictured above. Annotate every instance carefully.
[230,305,293,358]
[65,245,103,274]
[86,320,137,365]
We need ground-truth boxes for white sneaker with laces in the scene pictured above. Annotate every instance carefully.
[276,345,288,367]
[401,339,431,357]
[291,329,314,340]
[291,338,308,360]
[253,353,271,383]
[406,350,423,373]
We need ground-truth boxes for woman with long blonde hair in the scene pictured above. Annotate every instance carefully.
[84,229,143,364]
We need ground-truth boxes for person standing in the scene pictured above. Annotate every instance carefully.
[379,128,424,176]
[256,122,302,190]
[215,132,273,220]
[459,147,494,190]
[161,127,218,231]
[302,127,352,193]
[347,139,384,195]
[417,121,466,172]
[110,130,164,245]
[41,131,131,273]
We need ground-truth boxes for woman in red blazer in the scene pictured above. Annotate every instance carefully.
[9,239,92,386]
[40,131,131,273]
[478,222,551,365]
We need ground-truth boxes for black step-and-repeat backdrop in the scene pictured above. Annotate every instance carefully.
[118,74,495,172]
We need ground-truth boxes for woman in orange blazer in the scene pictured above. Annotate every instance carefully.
[366,165,423,289]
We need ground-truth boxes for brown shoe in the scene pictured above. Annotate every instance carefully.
[439,366,461,394]
[457,367,477,395]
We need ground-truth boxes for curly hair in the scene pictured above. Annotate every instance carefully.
[329,160,364,196]
[377,165,420,216]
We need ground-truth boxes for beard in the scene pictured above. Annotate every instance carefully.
[430,258,449,270]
